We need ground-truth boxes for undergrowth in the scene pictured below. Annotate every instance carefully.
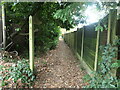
[0,59,36,88]
[83,39,120,88]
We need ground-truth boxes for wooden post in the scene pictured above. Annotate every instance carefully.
[94,30,100,71]
[68,33,70,46]
[81,27,84,60]
[29,15,34,72]
[2,3,6,49]
[107,9,117,44]
[0,5,2,47]
[75,31,77,53]
[111,9,117,44]
[75,30,77,53]
[107,9,118,77]
[0,5,2,60]
[70,33,71,47]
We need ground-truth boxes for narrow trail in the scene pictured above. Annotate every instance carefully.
[34,38,87,88]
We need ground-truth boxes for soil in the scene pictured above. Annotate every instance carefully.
[0,37,88,88]
[34,37,87,88]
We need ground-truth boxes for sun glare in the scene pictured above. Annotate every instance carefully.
[77,4,106,28]
[84,5,106,24]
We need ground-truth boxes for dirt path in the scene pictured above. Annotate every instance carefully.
[34,38,87,88]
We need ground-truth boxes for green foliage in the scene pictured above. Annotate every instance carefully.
[84,72,119,88]
[95,23,104,31]
[99,44,117,74]
[0,1,6,6]
[34,22,60,54]
[54,2,87,26]
[5,2,37,25]
[2,56,18,63]
[102,2,118,9]
[0,60,35,87]
[53,2,110,27]
[5,2,62,55]
[15,28,21,32]
[111,60,120,68]
[83,39,120,88]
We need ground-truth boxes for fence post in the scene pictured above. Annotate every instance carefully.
[107,9,118,77]
[2,3,6,49]
[76,30,78,53]
[70,33,71,48]
[94,30,100,71]
[0,5,2,59]
[81,27,84,60]
[75,31,77,53]
[29,15,34,72]
[107,9,117,44]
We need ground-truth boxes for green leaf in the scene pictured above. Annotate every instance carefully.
[111,63,119,68]
[95,23,104,31]
[15,28,21,31]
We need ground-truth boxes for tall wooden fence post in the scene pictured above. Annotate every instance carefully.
[0,5,2,60]
[107,9,117,44]
[2,2,6,49]
[81,27,84,60]
[29,15,34,72]
[75,31,77,53]
[107,9,118,78]
[94,30,100,71]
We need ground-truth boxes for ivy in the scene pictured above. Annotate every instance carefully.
[95,23,104,31]
[83,39,120,88]
[0,59,36,88]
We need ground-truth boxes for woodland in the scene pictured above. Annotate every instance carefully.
[0,1,120,88]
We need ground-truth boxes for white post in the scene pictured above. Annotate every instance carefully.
[2,2,6,49]
[29,15,34,72]
[81,27,84,60]
[94,30,100,71]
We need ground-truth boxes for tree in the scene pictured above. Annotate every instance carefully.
[4,2,62,54]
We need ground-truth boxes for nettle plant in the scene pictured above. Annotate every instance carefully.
[83,39,120,88]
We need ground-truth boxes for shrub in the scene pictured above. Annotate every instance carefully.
[34,22,60,54]
[0,59,35,88]
[83,40,120,88]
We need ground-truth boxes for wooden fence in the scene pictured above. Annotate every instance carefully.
[63,9,119,75]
